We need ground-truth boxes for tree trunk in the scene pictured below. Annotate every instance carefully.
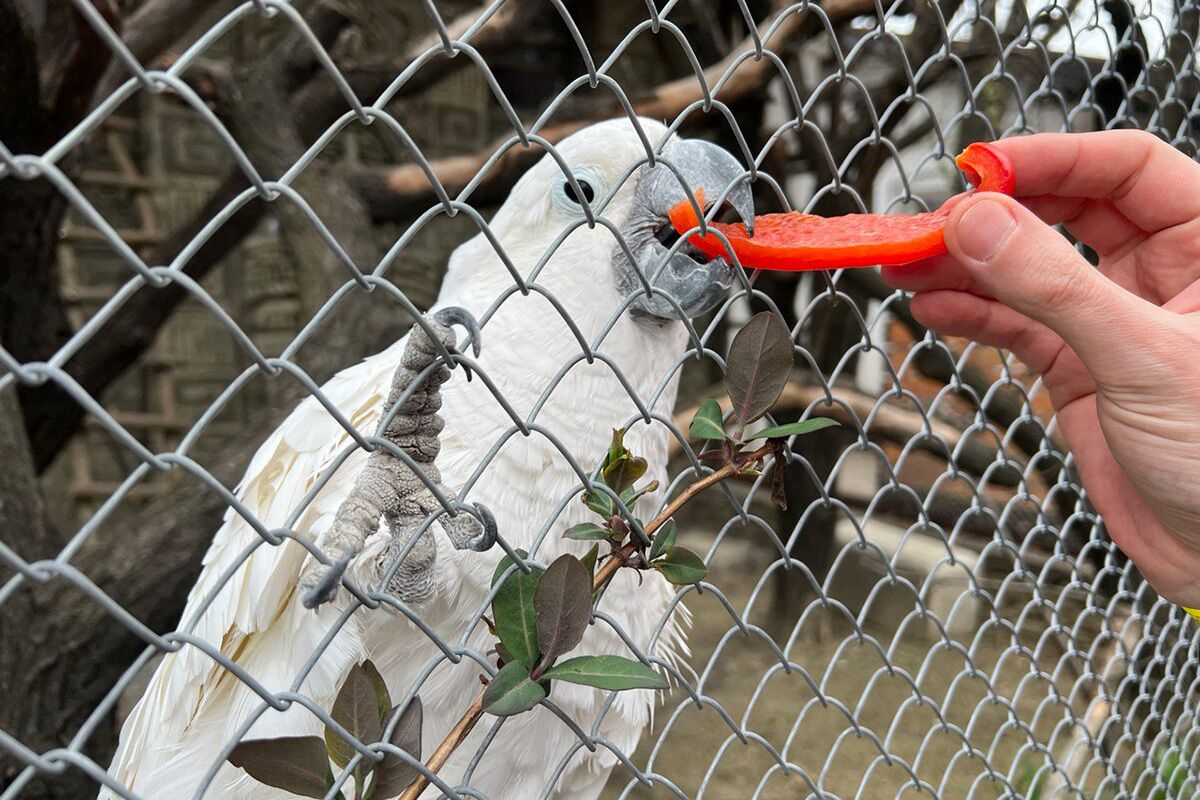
[0,1,82,430]
[0,381,81,797]
[0,393,316,799]
[0,8,402,796]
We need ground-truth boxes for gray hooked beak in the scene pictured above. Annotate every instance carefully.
[614,138,754,321]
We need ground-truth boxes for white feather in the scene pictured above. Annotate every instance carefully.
[103,118,696,800]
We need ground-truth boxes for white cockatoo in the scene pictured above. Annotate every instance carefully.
[102,116,753,800]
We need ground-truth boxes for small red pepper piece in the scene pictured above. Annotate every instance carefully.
[668,141,1016,271]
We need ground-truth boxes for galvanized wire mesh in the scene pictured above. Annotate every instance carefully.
[2,0,1199,799]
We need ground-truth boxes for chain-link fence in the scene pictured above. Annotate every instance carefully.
[1,0,1199,799]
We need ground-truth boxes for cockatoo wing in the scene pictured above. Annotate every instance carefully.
[105,337,411,797]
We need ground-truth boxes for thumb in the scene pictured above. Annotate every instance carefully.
[943,193,1159,382]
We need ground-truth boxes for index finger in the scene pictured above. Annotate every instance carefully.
[994,131,1200,234]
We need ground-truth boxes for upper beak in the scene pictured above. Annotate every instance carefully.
[616,137,754,321]
[645,138,755,237]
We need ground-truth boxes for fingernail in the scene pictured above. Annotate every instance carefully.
[955,198,1017,262]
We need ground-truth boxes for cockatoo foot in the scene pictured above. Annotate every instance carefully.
[301,308,494,609]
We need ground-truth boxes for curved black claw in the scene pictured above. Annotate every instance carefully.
[434,306,483,357]
[432,306,480,382]
[302,551,353,609]
[467,502,498,552]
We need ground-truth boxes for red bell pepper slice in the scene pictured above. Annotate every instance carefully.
[668,141,1016,271]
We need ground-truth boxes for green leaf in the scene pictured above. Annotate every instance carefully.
[688,398,728,441]
[603,453,648,496]
[592,577,610,605]
[361,660,393,724]
[620,480,659,508]
[725,312,794,427]
[535,555,592,661]
[228,736,332,798]
[541,655,668,691]
[607,428,627,465]
[744,418,840,441]
[563,522,613,541]
[491,549,530,588]
[369,698,423,800]
[492,558,544,669]
[647,519,677,562]
[580,544,599,576]
[583,487,614,518]
[325,662,383,770]
[652,546,708,585]
[482,661,547,717]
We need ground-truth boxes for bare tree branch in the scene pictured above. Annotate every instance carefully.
[23,171,261,469]
[290,0,562,129]
[1,0,221,469]
[91,0,241,104]
[0,0,120,480]
[25,0,548,470]
[21,1,353,469]
[356,0,878,222]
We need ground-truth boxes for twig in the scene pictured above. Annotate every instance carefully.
[593,442,773,587]
[409,693,486,799]
[398,442,774,800]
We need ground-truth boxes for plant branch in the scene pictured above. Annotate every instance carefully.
[401,694,486,800]
[594,442,774,588]
[672,383,1028,488]
[398,441,774,800]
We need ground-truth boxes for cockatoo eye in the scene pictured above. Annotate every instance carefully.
[552,168,603,212]
[563,179,595,205]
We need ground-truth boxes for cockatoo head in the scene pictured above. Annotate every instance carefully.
[452,117,752,329]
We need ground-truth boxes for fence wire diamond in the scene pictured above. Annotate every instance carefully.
[1,0,1199,799]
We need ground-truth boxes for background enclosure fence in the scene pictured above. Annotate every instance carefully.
[1,0,1199,798]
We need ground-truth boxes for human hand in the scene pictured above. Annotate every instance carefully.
[882,131,1200,608]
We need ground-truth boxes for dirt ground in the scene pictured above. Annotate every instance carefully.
[598,495,1106,800]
